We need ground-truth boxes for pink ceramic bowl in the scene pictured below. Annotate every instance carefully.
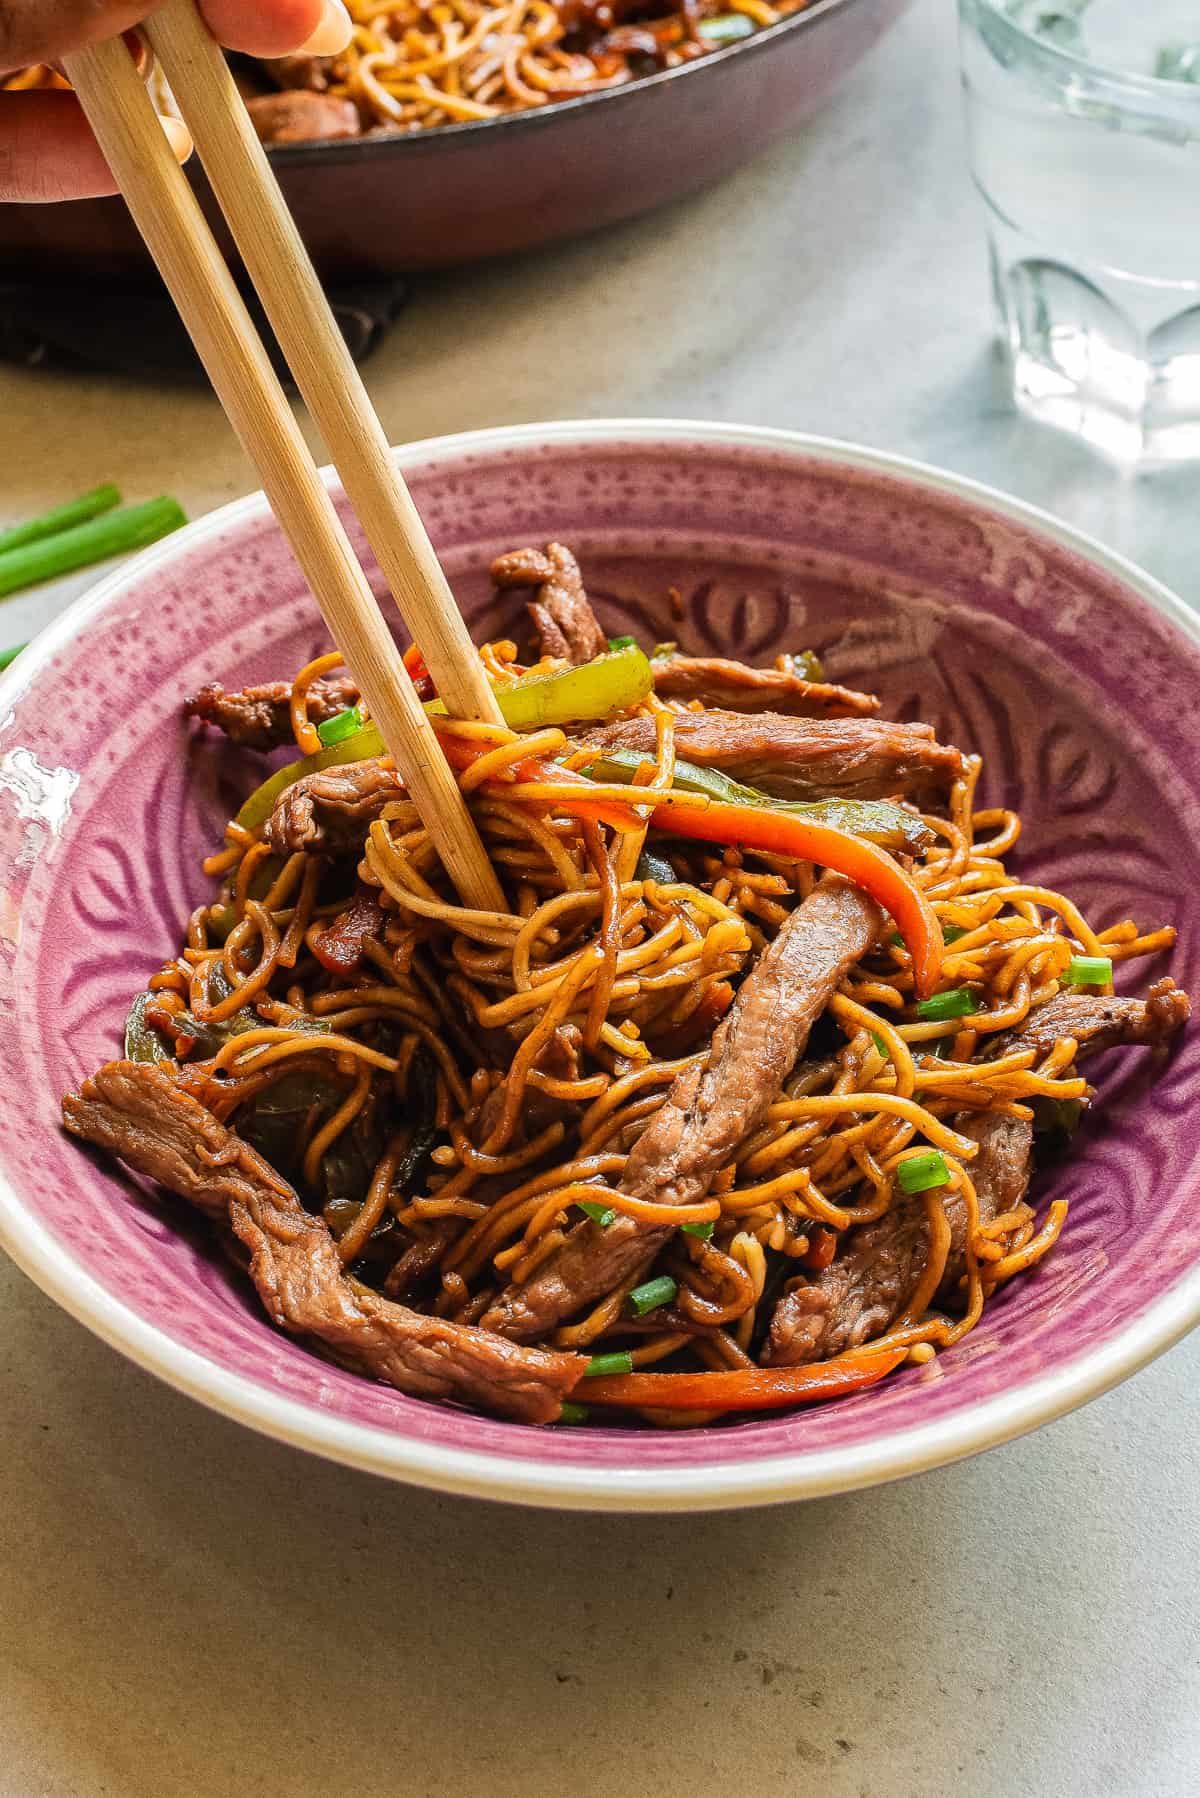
[1,422,1198,1511]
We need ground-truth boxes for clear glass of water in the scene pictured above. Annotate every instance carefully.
[958,0,1200,466]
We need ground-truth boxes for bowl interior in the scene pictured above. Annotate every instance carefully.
[2,427,1199,1503]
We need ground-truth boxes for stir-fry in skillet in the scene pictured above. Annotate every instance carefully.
[6,0,816,142]
[63,544,1190,1425]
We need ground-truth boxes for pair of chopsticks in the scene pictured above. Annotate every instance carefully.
[62,2,507,912]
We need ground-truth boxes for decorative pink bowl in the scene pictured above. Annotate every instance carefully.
[2,422,1197,1511]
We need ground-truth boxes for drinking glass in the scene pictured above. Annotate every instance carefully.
[958,0,1200,466]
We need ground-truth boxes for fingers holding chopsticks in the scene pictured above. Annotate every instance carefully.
[0,0,352,201]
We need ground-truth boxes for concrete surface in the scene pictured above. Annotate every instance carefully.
[1,2,1197,1793]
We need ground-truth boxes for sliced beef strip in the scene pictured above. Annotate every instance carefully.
[491,543,608,666]
[62,1061,582,1423]
[991,978,1189,1062]
[766,1111,1034,1366]
[308,890,386,974]
[265,53,337,91]
[651,653,878,719]
[246,91,361,144]
[583,711,964,803]
[264,757,404,856]
[187,675,359,752]
[482,876,883,1341]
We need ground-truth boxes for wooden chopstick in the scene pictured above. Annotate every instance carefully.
[62,32,505,914]
[143,0,505,733]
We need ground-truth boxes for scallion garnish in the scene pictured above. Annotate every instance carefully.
[627,1275,677,1317]
[697,13,755,44]
[607,634,637,650]
[681,1220,715,1240]
[578,1199,617,1227]
[897,1150,951,1194]
[0,642,26,672]
[1064,955,1113,988]
[0,496,186,599]
[869,1031,890,1060]
[316,704,364,747]
[915,987,978,1022]
[556,1400,590,1424]
[583,1350,634,1378]
[0,484,120,556]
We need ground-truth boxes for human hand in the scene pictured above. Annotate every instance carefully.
[0,0,352,201]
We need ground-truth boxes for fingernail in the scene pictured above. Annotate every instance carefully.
[159,115,194,163]
[299,0,353,57]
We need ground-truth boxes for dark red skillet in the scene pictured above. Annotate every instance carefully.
[0,0,911,281]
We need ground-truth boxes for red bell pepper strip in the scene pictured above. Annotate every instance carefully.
[403,641,436,701]
[576,1347,908,1413]
[495,756,942,999]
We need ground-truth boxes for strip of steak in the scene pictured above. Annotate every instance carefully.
[246,91,360,144]
[766,1111,1034,1366]
[308,891,386,974]
[491,542,608,665]
[266,53,337,91]
[187,675,359,751]
[264,757,404,856]
[651,653,878,718]
[62,1062,582,1423]
[992,977,1189,1061]
[583,711,964,803]
[482,875,883,1341]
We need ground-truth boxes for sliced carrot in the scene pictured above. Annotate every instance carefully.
[498,757,942,998]
[578,1347,908,1413]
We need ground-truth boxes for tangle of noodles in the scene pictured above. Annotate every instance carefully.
[70,568,1187,1428]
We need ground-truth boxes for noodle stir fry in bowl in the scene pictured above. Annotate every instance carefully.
[3,424,1199,1506]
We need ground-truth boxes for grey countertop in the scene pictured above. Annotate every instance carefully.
[2,2,1197,1793]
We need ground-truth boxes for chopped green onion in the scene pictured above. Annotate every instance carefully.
[0,484,120,556]
[652,641,678,659]
[556,1400,590,1424]
[607,634,637,650]
[897,1150,951,1195]
[316,704,364,747]
[627,1275,677,1317]
[1064,955,1113,988]
[583,1351,634,1378]
[889,930,905,948]
[697,12,755,42]
[0,496,186,599]
[869,1031,890,1060]
[915,987,978,1022]
[792,649,825,682]
[0,642,26,672]
[577,1199,617,1227]
[681,1220,715,1240]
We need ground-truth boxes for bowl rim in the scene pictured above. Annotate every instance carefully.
[3,417,1199,1513]
[256,0,873,162]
